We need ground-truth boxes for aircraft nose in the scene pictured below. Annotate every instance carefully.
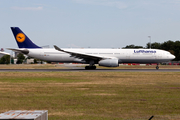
[171,54,175,59]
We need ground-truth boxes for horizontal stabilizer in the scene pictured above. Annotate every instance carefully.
[7,48,29,54]
[0,51,10,56]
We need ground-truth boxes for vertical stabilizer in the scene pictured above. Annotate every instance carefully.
[11,27,41,48]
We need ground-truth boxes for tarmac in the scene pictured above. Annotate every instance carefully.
[0,68,180,72]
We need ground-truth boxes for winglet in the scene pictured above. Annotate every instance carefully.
[54,45,62,51]
[54,45,72,54]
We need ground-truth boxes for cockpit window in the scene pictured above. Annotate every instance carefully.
[167,52,171,55]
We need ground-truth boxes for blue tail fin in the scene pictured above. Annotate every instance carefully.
[11,27,41,48]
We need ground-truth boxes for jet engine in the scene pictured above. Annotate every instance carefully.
[99,59,119,67]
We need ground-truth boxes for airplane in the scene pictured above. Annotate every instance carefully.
[8,27,175,70]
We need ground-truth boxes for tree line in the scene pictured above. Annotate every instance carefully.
[124,40,180,61]
[0,53,41,64]
[0,53,25,64]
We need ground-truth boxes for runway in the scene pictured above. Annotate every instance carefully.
[0,68,180,72]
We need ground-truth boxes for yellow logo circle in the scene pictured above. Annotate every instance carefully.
[16,33,25,43]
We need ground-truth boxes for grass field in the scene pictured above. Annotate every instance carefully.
[0,64,67,69]
[0,71,180,120]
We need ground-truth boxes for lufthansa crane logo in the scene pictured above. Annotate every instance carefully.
[16,33,25,43]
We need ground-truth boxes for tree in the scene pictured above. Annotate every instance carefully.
[173,41,180,61]
[161,40,174,51]
[0,55,10,64]
[123,44,143,49]
[146,42,161,49]
[34,59,38,64]
[16,53,25,64]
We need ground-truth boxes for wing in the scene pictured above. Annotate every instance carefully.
[54,45,112,61]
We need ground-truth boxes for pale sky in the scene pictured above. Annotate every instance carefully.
[1,0,180,53]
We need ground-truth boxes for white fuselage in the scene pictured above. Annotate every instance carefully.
[25,48,175,64]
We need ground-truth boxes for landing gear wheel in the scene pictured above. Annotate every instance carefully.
[85,66,89,70]
[156,66,159,70]
[92,66,96,69]
[85,66,96,70]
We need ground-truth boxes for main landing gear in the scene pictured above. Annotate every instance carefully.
[85,60,96,70]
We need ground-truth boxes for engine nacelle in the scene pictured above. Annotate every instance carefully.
[99,59,119,67]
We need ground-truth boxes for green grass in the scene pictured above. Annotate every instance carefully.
[0,72,180,120]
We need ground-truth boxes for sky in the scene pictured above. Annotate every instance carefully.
[1,0,180,53]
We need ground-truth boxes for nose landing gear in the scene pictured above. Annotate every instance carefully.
[156,63,159,70]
